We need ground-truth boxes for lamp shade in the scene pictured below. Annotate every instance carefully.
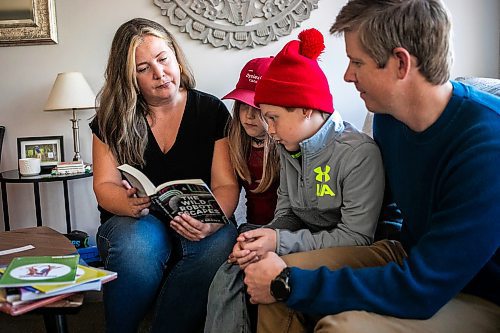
[44,72,96,111]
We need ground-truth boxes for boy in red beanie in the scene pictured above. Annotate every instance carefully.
[205,29,385,333]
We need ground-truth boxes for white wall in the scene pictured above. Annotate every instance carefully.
[0,0,498,239]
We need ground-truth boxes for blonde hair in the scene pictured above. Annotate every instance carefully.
[96,18,196,166]
[227,102,280,193]
[330,0,453,85]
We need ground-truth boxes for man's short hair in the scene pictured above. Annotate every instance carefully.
[330,0,453,85]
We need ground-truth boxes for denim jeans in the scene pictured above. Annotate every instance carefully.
[97,214,237,333]
[204,261,252,333]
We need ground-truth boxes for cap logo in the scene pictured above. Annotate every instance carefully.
[246,69,261,84]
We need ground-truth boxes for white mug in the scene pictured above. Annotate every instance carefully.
[19,158,41,176]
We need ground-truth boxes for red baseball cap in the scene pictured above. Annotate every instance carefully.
[223,56,274,109]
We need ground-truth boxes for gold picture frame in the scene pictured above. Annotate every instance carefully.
[0,0,57,47]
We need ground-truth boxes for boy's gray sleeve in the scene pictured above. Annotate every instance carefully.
[276,142,385,255]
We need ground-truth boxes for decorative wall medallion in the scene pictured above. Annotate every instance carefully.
[153,0,319,49]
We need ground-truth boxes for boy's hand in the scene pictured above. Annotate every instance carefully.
[237,228,277,258]
[229,239,259,269]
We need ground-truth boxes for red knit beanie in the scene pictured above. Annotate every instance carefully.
[254,28,334,114]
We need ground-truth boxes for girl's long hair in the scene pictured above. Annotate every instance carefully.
[227,101,280,193]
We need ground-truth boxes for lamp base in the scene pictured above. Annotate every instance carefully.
[70,109,82,162]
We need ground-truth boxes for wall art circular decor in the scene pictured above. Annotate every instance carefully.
[153,0,319,49]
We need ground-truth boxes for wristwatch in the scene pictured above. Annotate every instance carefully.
[270,267,291,302]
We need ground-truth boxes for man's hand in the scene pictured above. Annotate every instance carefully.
[244,252,287,304]
[170,213,222,241]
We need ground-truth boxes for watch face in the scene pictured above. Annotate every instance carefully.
[270,268,291,301]
[271,279,289,301]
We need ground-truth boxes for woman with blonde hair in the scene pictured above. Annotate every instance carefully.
[90,18,238,333]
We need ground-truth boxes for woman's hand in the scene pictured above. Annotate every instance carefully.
[122,180,150,217]
[122,180,151,218]
[170,213,222,241]
[93,135,151,218]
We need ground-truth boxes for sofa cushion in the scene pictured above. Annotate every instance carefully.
[455,77,500,97]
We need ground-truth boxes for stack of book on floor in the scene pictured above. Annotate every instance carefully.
[0,254,116,316]
[51,161,91,175]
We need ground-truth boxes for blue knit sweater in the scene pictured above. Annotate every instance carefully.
[286,81,500,319]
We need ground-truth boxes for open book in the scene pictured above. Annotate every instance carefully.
[117,164,229,224]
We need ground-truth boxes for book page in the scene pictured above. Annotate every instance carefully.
[156,178,206,192]
[117,164,157,197]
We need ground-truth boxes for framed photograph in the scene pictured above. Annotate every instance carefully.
[17,136,64,170]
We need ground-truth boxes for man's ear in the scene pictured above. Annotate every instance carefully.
[392,47,412,79]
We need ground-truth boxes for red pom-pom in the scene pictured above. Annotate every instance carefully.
[298,28,325,60]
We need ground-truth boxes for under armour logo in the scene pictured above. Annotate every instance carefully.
[314,166,335,197]
[314,166,331,182]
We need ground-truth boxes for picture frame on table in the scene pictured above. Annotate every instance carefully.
[17,136,64,171]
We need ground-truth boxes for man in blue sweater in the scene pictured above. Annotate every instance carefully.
[243,0,500,332]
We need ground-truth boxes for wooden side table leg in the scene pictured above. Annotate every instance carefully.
[43,313,69,333]
[1,182,10,231]
[34,182,42,227]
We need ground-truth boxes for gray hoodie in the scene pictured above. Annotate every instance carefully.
[267,112,385,255]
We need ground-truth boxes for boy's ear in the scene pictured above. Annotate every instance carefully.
[302,108,314,119]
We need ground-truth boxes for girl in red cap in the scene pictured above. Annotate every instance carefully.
[206,29,385,333]
[223,56,280,228]
[205,57,280,333]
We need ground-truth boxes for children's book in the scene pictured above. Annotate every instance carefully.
[19,280,101,302]
[0,255,79,288]
[0,292,76,316]
[117,164,229,224]
[20,265,117,301]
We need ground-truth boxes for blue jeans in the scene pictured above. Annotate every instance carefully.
[97,214,237,333]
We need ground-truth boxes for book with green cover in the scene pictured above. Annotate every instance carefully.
[0,255,79,287]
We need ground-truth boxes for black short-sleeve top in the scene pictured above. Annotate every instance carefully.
[90,89,230,223]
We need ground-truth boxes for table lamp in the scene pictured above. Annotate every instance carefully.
[44,72,96,161]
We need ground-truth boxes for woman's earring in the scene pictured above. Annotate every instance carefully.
[179,64,183,74]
